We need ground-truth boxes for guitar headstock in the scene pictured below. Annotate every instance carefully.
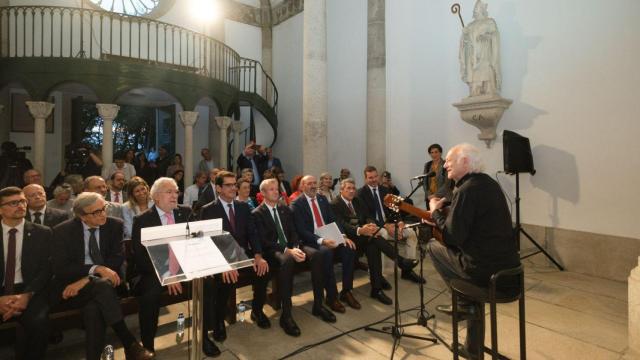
[383,194,404,213]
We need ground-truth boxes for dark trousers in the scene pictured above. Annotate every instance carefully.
[265,251,296,317]
[354,235,384,291]
[299,245,326,308]
[12,291,50,360]
[52,278,124,360]
[427,239,484,358]
[135,274,162,352]
[320,244,355,301]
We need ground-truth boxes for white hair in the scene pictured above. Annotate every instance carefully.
[451,143,485,173]
[259,178,278,192]
[340,178,356,190]
[150,177,178,198]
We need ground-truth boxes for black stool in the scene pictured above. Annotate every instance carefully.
[450,265,526,360]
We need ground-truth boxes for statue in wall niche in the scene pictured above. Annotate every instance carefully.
[459,0,501,97]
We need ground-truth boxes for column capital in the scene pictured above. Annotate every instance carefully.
[179,111,199,127]
[96,103,120,120]
[215,116,232,130]
[231,120,244,133]
[25,101,54,119]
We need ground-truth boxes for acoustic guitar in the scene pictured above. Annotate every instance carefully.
[383,194,445,244]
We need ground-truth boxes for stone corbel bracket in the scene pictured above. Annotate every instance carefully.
[452,95,512,148]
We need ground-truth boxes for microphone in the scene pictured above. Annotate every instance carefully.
[410,171,436,181]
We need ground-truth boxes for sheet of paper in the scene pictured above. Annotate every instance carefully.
[315,222,345,245]
[169,237,232,278]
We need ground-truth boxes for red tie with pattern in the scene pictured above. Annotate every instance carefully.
[310,198,324,228]
[114,191,120,203]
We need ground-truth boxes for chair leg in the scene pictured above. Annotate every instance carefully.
[519,296,526,360]
[452,292,459,360]
[490,302,498,360]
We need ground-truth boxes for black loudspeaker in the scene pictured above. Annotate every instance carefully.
[503,130,536,175]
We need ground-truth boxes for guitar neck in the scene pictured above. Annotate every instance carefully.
[398,202,433,221]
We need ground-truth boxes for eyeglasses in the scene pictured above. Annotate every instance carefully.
[85,206,107,216]
[0,199,27,207]
[221,183,238,188]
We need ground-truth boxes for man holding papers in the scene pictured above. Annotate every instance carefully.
[291,175,360,318]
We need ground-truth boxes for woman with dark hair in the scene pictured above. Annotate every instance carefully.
[166,153,184,177]
[423,143,447,203]
[134,152,158,185]
[171,169,185,203]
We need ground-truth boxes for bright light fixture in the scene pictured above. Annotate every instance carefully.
[190,0,220,23]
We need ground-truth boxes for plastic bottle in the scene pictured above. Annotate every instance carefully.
[237,303,246,322]
[176,312,185,343]
[101,344,114,360]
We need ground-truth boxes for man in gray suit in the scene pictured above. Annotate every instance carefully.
[23,184,70,228]
[83,176,124,219]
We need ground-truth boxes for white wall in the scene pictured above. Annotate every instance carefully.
[387,0,640,239]
[224,19,262,61]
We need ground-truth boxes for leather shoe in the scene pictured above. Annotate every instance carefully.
[380,277,392,290]
[279,316,301,337]
[326,298,346,313]
[124,342,155,360]
[213,320,226,342]
[399,257,419,271]
[312,305,336,323]
[339,290,361,310]
[202,336,221,357]
[435,304,480,320]
[401,269,426,284]
[251,309,271,329]
[370,289,393,305]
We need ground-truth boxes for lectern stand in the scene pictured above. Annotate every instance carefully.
[141,219,254,360]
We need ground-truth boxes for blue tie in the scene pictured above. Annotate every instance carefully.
[372,188,384,222]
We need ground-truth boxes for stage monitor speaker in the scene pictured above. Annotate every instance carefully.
[503,130,536,175]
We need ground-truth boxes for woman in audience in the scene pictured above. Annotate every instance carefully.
[288,175,303,202]
[171,169,185,203]
[380,171,400,196]
[236,178,258,210]
[256,172,290,206]
[122,176,153,240]
[166,153,184,177]
[423,143,447,204]
[318,172,335,201]
[135,152,158,185]
[47,183,75,215]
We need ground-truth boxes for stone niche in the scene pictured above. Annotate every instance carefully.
[453,95,512,147]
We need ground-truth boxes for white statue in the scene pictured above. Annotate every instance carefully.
[459,0,501,97]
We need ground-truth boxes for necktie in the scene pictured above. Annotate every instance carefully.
[88,228,104,265]
[114,192,120,203]
[310,198,324,228]
[165,212,175,225]
[227,203,236,232]
[273,207,287,248]
[372,188,384,222]
[347,201,355,216]
[164,212,180,275]
[4,229,17,294]
[33,211,43,225]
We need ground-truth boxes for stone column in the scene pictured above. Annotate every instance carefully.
[627,257,640,359]
[260,0,273,104]
[303,0,328,176]
[215,116,232,170]
[231,120,244,172]
[96,104,120,179]
[367,0,386,171]
[180,111,199,187]
[25,101,55,177]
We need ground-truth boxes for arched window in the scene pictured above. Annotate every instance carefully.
[88,0,160,17]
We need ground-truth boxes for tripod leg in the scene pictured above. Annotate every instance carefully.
[520,229,564,271]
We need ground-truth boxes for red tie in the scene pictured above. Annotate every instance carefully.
[310,198,324,228]
[4,228,17,295]
[114,192,120,203]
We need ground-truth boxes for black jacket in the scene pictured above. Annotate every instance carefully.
[290,194,342,249]
[26,207,69,228]
[199,199,261,255]
[252,203,299,255]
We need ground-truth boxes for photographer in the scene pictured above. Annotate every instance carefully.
[0,141,33,188]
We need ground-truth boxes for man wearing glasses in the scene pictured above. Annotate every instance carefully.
[51,192,154,360]
[0,187,52,359]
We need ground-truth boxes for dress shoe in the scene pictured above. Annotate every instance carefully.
[250,309,271,329]
[326,298,346,313]
[370,289,393,305]
[435,304,480,320]
[339,290,361,310]
[213,321,227,342]
[312,305,336,323]
[124,342,155,360]
[380,277,392,290]
[401,269,426,284]
[399,257,419,271]
[202,336,221,357]
[279,315,301,337]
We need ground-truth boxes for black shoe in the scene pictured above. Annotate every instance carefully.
[312,305,336,323]
[202,336,221,357]
[250,310,271,329]
[399,257,419,271]
[401,270,426,284]
[213,321,227,342]
[435,304,480,320]
[370,289,393,305]
[380,277,392,291]
[279,315,301,337]
[124,342,155,360]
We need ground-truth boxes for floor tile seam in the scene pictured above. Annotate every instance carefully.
[521,293,629,323]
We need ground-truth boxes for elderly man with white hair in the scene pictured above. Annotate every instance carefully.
[426,143,520,359]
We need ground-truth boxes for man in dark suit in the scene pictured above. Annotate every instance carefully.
[264,147,283,172]
[199,171,270,342]
[252,179,312,336]
[84,176,124,220]
[196,167,220,209]
[105,170,127,204]
[131,177,200,354]
[356,166,424,284]
[24,183,69,227]
[236,144,265,185]
[51,192,153,360]
[0,187,52,359]
[291,175,359,318]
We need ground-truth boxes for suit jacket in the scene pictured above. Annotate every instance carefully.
[281,180,292,196]
[290,194,342,249]
[237,154,266,180]
[52,217,125,286]
[196,182,217,209]
[330,196,369,241]
[252,203,299,255]
[106,201,124,220]
[26,207,70,228]
[105,190,128,203]
[264,157,283,172]
[356,185,390,227]
[0,222,52,296]
[131,205,192,276]
[199,199,261,255]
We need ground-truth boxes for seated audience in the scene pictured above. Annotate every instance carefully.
[182,171,208,208]
[83,176,124,220]
[108,153,136,181]
[318,172,335,201]
[380,171,400,196]
[105,171,127,204]
[47,183,75,215]
[122,177,153,240]
[166,154,184,178]
[23,184,69,228]
[288,175,304,202]
[198,148,216,173]
[236,178,258,210]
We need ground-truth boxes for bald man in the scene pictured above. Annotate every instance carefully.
[23,184,69,228]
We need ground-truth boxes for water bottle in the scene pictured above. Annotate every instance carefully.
[101,345,114,360]
[176,312,185,343]
[237,303,246,322]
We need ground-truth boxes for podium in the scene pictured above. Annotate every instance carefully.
[141,218,254,360]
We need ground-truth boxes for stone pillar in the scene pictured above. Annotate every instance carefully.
[25,101,54,177]
[180,111,199,187]
[366,0,386,171]
[627,257,640,359]
[231,120,244,172]
[215,116,232,170]
[303,0,328,176]
[96,104,120,179]
[260,0,273,104]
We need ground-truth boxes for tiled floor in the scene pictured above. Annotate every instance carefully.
[1,258,631,359]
